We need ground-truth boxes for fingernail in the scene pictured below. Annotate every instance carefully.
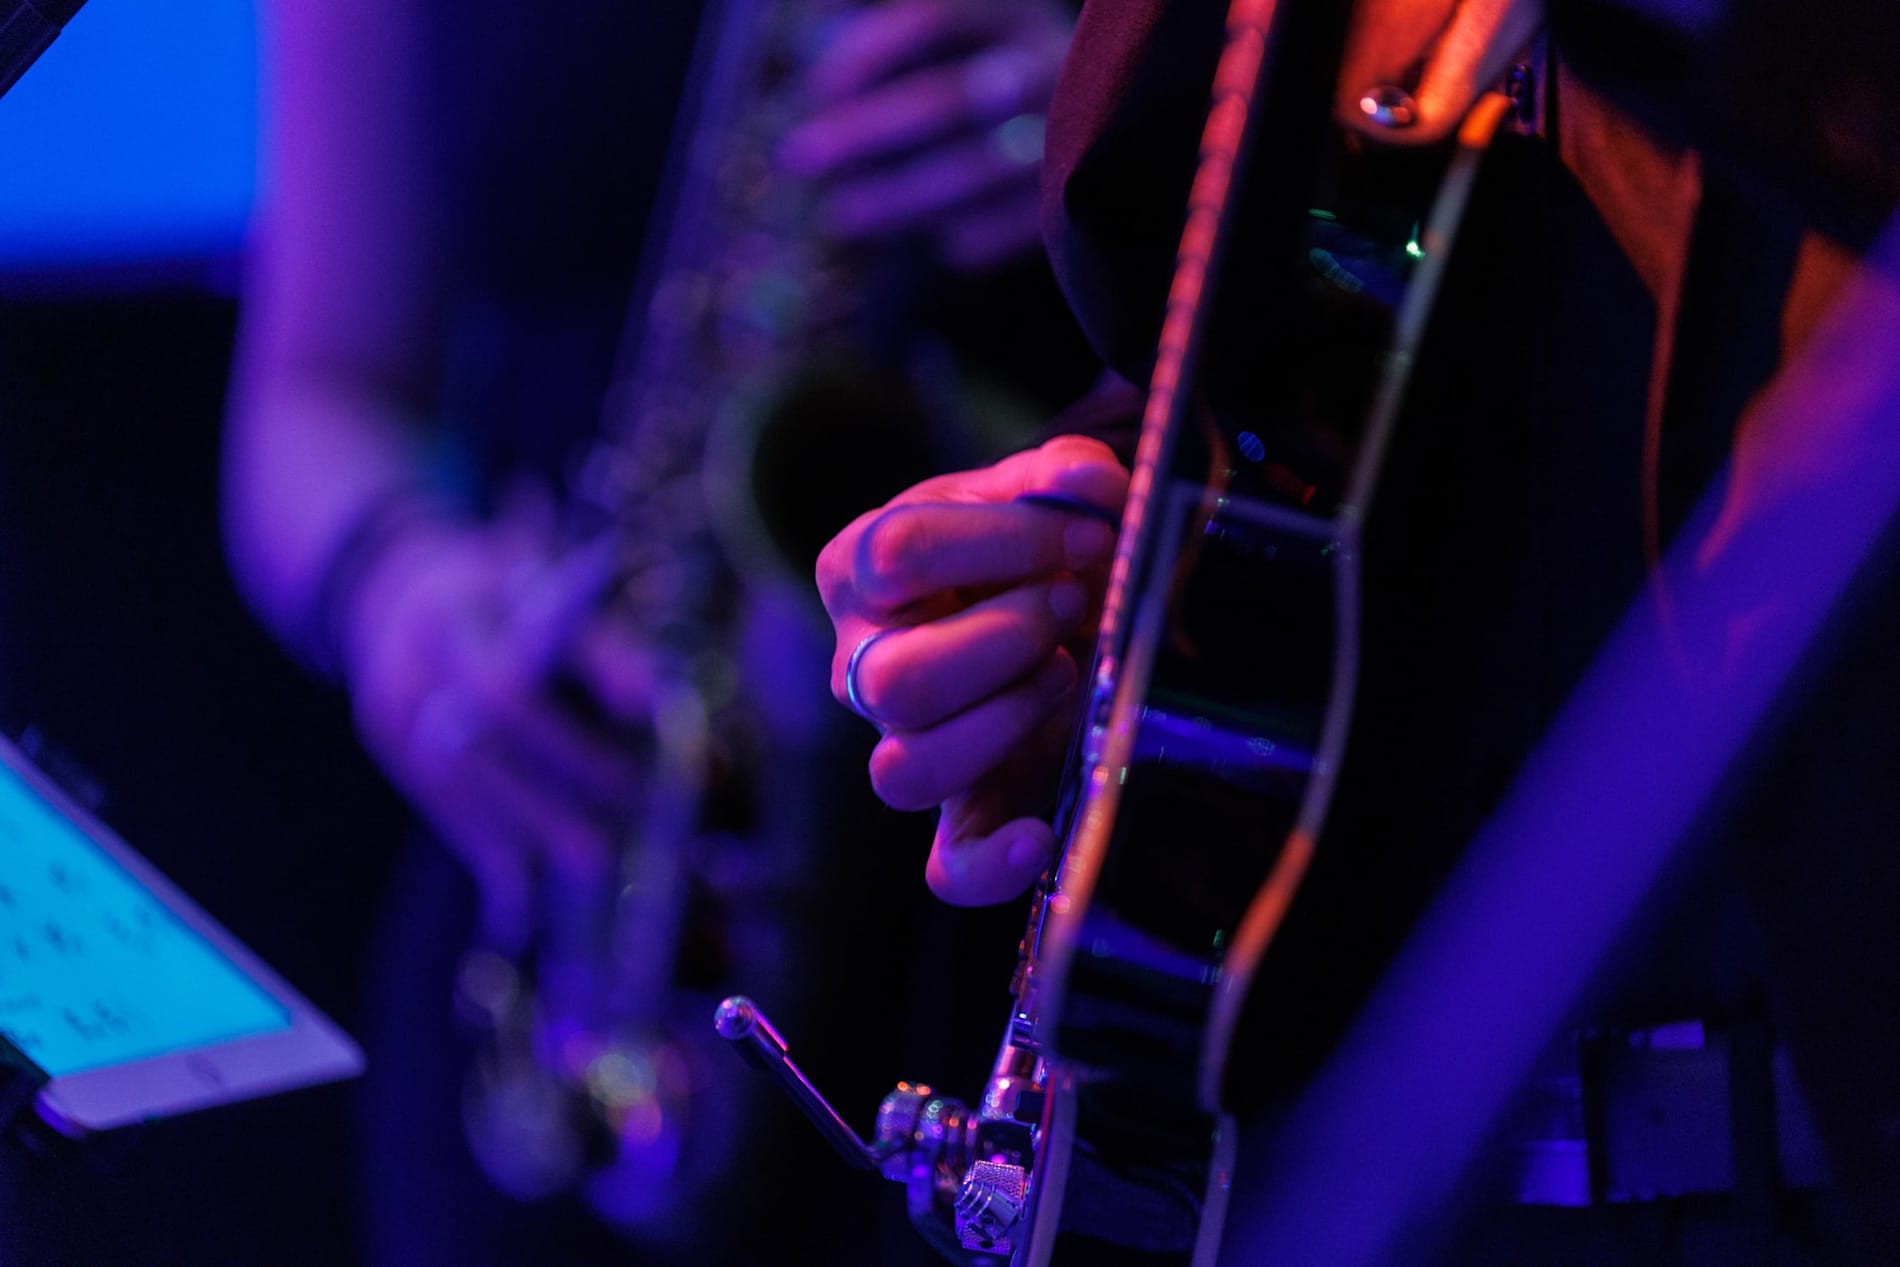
[1064,518,1115,569]
[1006,829,1056,874]
[1048,578,1087,625]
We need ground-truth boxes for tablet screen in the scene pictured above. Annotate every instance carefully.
[0,761,289,1078]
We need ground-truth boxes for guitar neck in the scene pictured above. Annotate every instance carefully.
[1003,17,1515,1263]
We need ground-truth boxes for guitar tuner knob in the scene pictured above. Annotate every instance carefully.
[716,996,1037,1263]
[873,1082,937,1180]
[955,1159,1029,1255]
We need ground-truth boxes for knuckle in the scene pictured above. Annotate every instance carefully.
[815,568,845,619]
[867,739,936,812]
[855,507,928,595]
[1041,432,1118,466]
[816,517,865,615]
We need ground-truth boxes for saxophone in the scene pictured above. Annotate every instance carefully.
[452,0,949,1250]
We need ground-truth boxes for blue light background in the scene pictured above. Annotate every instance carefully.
[0,0,257,272]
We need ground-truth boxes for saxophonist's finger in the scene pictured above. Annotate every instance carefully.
[804,0,985,104]
[784,62,976,179]
[820,135,1036,242]
[470,744,618,881]
[502,531,622,680]
[566,612,662,729]
[499,698,646,816]
[453,648,644,808]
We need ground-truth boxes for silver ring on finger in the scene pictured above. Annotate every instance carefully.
[844,628,897,728]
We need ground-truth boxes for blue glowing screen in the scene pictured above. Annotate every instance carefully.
[0,0,257,269]
[0,761,287,1077]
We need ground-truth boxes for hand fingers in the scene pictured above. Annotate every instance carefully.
[897,434,1129,511]
[804,0,1032,106]
[922,715,1073,905]
[926,812,1057,906]
[443,738,620,881]
[835,578,1089,730]
[785,63,1008,184]
[819,134,1042,245]
[464,665,646,816]
[405,725,618,950]
[1336,0,1457,129]
[482,542,664,799]
[1410,0,1541,138]
[819,433,1125,618]
[423,785,535,952]
[867,650,1077,811]
[400,638,639,872]
[829,499,1114,619]
[563,606,662,728]
[786,4,1061,182]
[501,533,622,679]
[1337,0,1541,143]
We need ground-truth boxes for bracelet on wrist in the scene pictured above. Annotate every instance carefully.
[302,484,455,684]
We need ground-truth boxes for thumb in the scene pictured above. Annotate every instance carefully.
[926,799,1058,906]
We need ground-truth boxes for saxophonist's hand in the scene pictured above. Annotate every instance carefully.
[779,0,1072,272]
[340,488,652,949]
[817,435,1127,904]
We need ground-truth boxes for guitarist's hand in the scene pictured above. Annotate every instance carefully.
[779,0,1072,272]
[817,435,1127,904]
[341,488,654,950]
[1337,0,1542,144]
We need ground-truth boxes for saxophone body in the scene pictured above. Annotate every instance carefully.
[454,0,892,1251]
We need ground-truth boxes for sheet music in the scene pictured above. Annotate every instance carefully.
[0,762,286,1077]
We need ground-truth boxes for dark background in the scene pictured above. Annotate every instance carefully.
[0,284,408,1265]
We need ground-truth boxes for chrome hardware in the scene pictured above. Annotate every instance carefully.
[713,996,878,1171]
[874,1082,937,1180]
[717,996,1040,1263]
[980,1041,1040,1122]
